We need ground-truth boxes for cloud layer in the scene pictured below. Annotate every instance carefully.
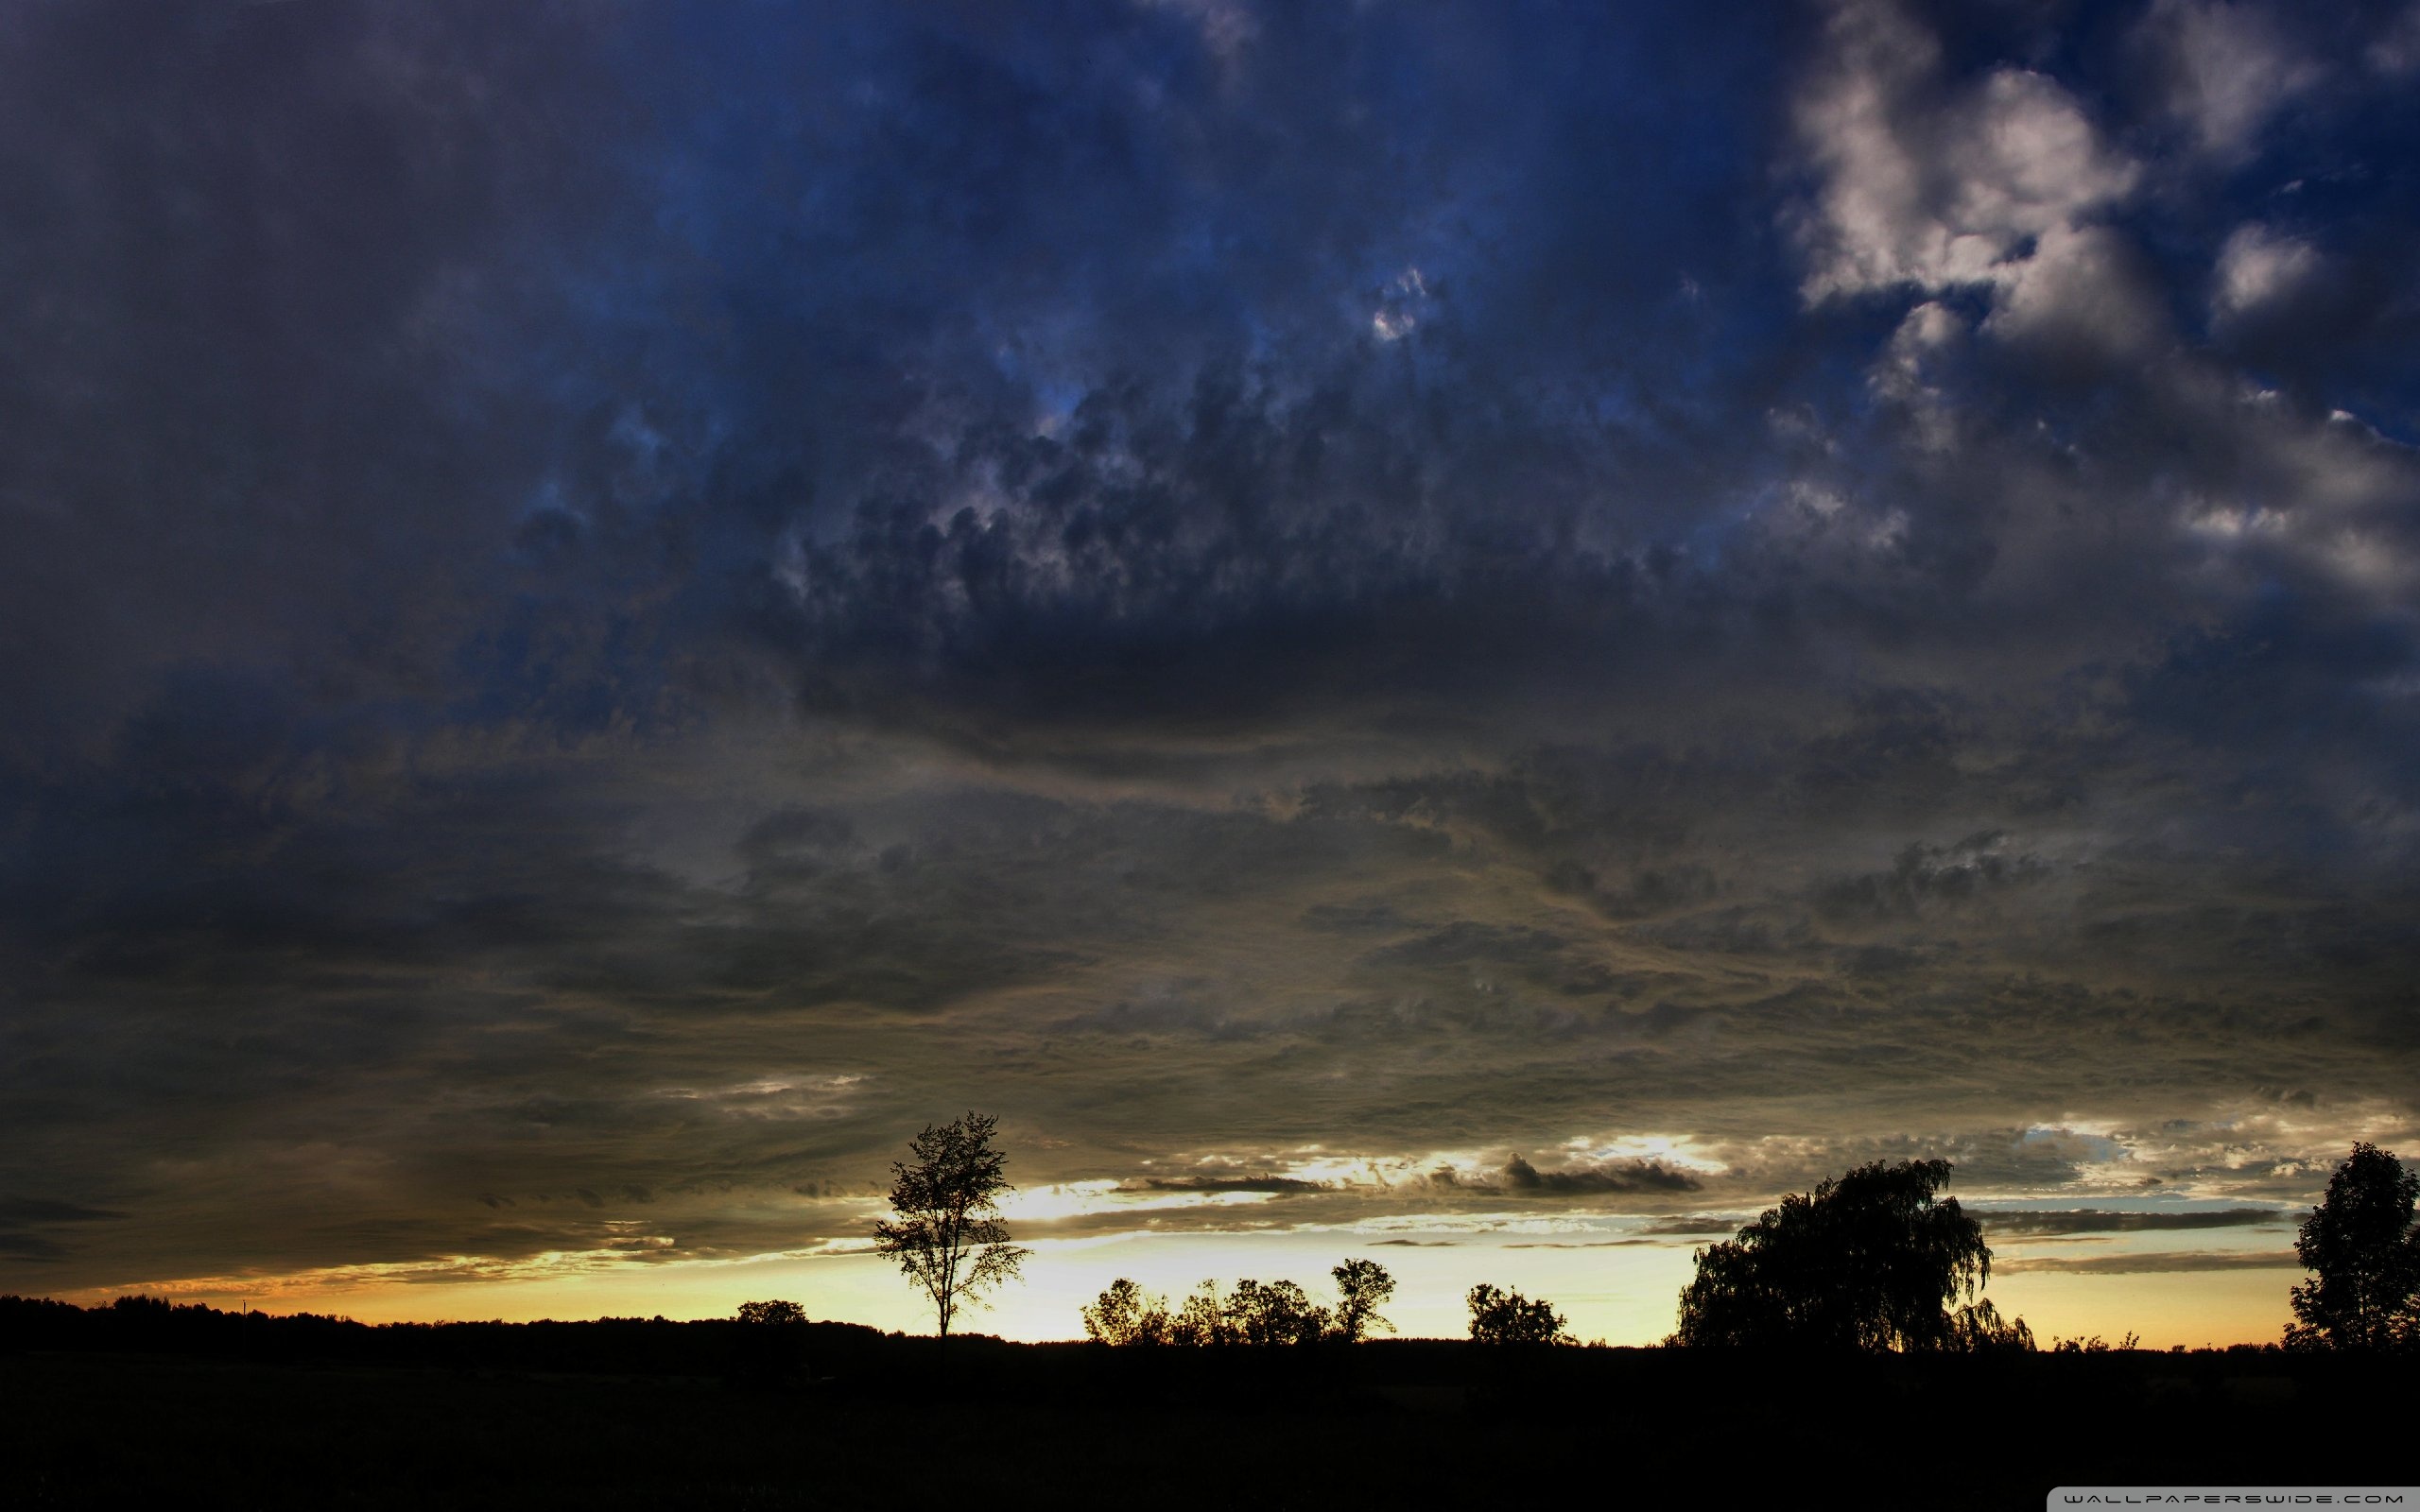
[2,0,2417,1315]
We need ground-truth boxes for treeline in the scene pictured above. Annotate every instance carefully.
[8,1316,2406,1512]
[1071,1161,2057,1354]
[12,1140,2411,1375]
[0,1293,888,1381]
[1078,1260,1396,1346]
[1067,1143,2420,1355]
[1079,1266,1582,1349]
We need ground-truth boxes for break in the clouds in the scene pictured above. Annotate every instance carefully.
[2,0,2417,1322]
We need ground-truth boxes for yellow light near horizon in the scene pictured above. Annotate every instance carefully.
[54,1228,2308,1351]
[1985,1266,2298,1350]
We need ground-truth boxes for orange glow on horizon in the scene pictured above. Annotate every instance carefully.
[47,1229,2304,1351]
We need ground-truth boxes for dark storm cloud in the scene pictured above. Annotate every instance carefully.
[1976,1208,2289,1238]
[2,0,2418,1301]
[1994,1250,2300,1277]
[1125,1177,1326,1195]
[0,1197,123,1264]
[1500,1156,1703,1196]
[1426,1157,1703,1198]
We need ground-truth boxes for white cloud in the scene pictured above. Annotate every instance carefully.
[1942,70,2140,259]
[1790,0,1946,300]
[1791,0,2167,365]
[1891,298,1963,354]
[2210,222,2319,322]
[1371,266,1429,342]
[1869,301,1967,449]
[1793,0,2137,304]
[2135,0,2324,160]
[1984,223,2165,361]
[2179,387,2420,606]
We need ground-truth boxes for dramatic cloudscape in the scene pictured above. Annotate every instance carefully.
[5,0,2418,1345]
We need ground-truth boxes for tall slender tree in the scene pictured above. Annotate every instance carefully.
[873,1111,1028,1339]
[1329,1258,1397,1343]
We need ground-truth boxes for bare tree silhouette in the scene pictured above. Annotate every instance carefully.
[872,1111,1028,1340]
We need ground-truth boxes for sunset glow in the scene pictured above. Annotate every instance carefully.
[6,0,2418,1363]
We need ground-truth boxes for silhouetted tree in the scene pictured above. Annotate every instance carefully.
[1169,1280,1235,1347]
[1080,1279,1173,1346]
[2050,1331,2138,1353]
[872,1110,1028,1339]
[1097,1263,1396,1347]
[1945,1298,2035,1353]
[1328,1258,1396,1343]
[1466,1283,1573,1346]
[729,1298,808,1385]
[2287,1143,2420,1351]
[1670,1159,1993,1350]
[1226,1279,1328,1347]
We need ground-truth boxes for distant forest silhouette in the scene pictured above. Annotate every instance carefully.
[12,1138,2410,1370]
[869,1124,2420,1357]
[9,1295,2411,1511]
[12,1141,2415,1362]
[7,1144,2415,1509]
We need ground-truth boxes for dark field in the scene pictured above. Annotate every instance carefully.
[4,1305,2412,1510]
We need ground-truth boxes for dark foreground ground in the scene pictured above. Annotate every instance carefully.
[3,1301,2411,1509]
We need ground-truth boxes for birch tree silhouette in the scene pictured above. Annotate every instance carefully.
[873,1111,1028,1339]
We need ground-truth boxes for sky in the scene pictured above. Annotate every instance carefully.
[4,0,2419,1348]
